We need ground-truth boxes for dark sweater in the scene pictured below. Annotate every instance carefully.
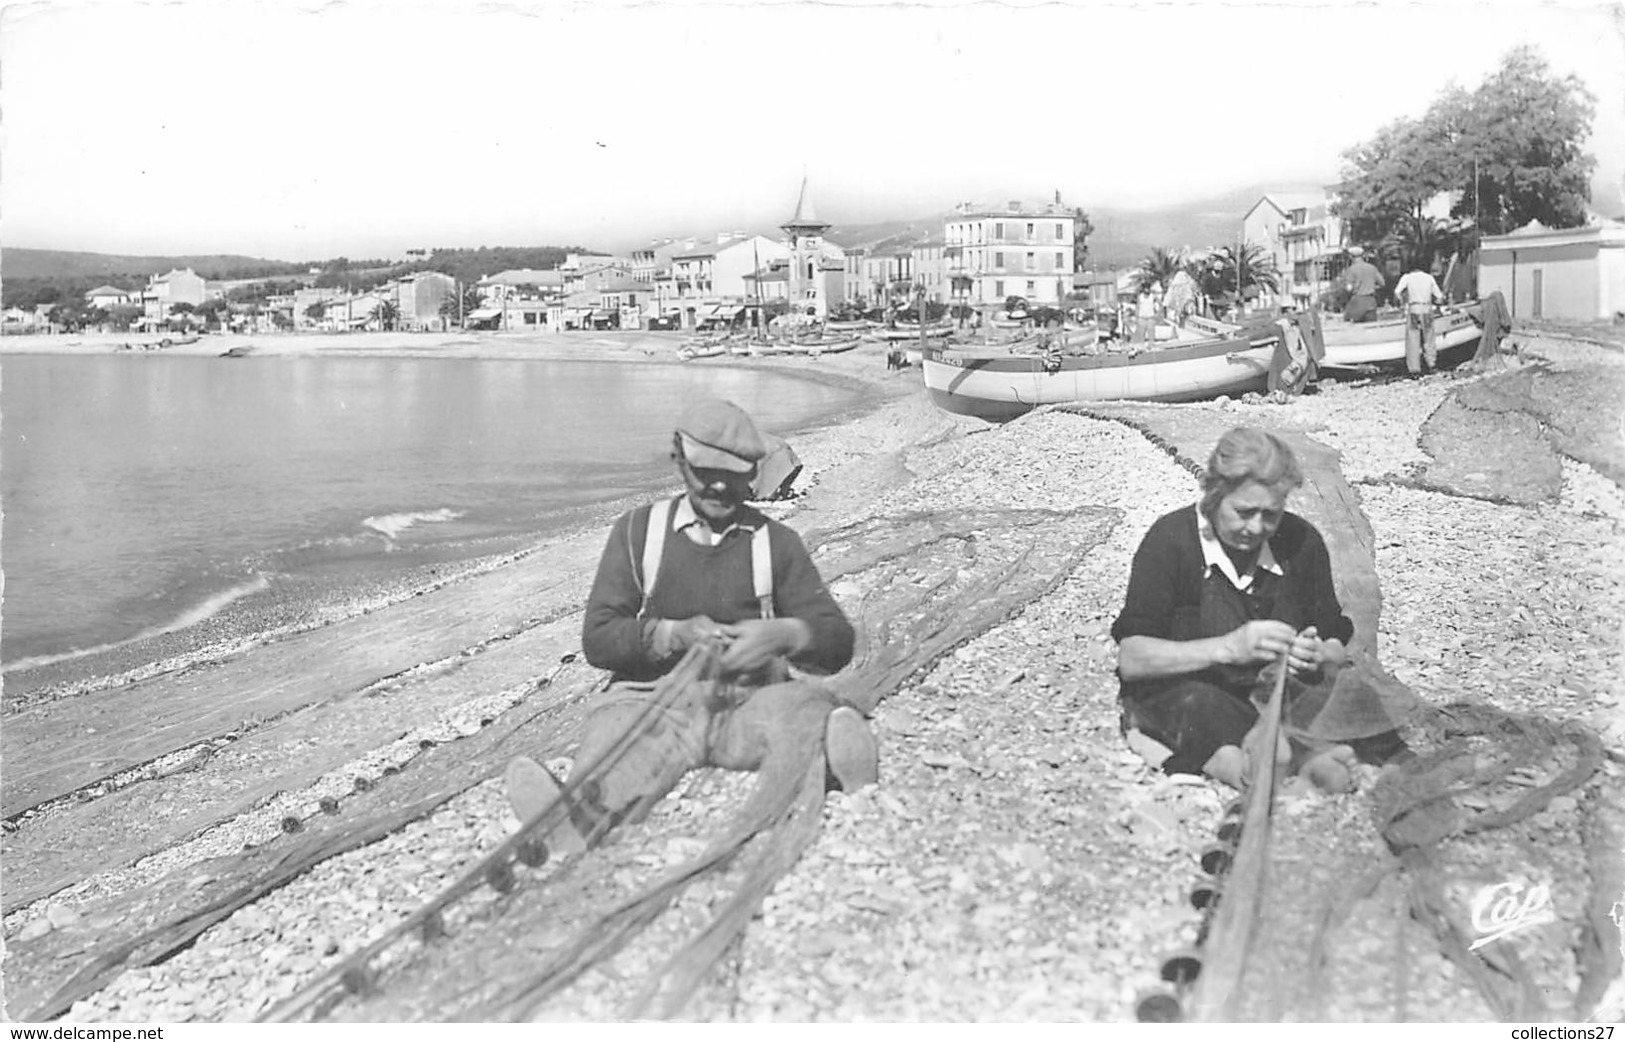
[1111,505,1353,697]
[581,501,856,682]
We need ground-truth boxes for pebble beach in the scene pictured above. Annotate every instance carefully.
[3,326,1622,1023]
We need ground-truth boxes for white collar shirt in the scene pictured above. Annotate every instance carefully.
[671,495,760,547]
[1195,504,1282,592]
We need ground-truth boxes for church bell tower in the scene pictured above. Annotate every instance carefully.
[781,177,831,319]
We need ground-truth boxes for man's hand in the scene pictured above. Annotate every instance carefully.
[1219,620,1297,666]
[717,618,811,674]
[668,614,721,654]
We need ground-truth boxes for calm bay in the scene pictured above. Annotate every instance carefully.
[1,353,867,692]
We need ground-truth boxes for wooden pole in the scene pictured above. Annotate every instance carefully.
[918,283,926,360]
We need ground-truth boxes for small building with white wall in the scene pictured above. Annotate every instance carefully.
[1477,219,1625,322]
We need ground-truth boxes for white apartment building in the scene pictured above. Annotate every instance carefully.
[944,201,1075,310]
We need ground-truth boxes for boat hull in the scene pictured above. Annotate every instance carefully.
[1321,305,1482,367]
[922,335,1277,421]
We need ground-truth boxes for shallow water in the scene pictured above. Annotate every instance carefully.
[1,354,864,674]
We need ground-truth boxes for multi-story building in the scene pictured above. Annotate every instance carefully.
[657,234,794,328]
[1241,191,1342,308]
[142,268,208,319]
[840,247,868,306]
[564,260,635,296]
[944,200,1076,311]
[387,271,457,331]
[477,269,566,302]
[597,276,655,330]
[911,237,948,304]
[863,246,915,310]
[293,287,350,330]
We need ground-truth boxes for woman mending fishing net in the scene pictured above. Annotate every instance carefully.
[1111,426,1404,793]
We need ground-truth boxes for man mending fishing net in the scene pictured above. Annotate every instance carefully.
[1111,426,1411,793]
[505,398,879,852]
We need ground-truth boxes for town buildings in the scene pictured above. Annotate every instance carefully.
[1241,192,1343,309]
[943,200,1077,311]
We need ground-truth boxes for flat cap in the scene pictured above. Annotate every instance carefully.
[676,398,767,473]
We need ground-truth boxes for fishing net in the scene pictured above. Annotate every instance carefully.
[326,504,1118,1021]
[1305,700,1614,1021]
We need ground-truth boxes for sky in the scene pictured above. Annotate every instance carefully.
[1,0,1621,261]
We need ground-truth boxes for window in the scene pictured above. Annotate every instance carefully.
[995,280,1005,297]
[1026,222,1034,237]
[1055,252,1065,270]
[1055,223,1064,240]
[1026,280,1036,295]
[994,252,1004,268]
[1026,252,1035,271]
[994,222,1004,239]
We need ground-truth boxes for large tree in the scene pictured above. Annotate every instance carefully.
[1335,46,1595,253]
[1071,206,1095,272]
[1450,47,1596,234]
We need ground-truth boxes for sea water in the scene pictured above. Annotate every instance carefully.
[1,354,866,683]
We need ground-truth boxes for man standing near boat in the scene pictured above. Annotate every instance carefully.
[1396,260,1447,375]
[1340,247,1385,323]
[504,398,878,852]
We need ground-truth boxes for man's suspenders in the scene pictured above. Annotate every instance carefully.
[633,497,774,620]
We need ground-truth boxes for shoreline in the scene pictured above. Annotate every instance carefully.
[2,330,922,704]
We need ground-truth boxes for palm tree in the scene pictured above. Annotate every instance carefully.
[1133,247,1185,296]
[374,299,401,332]
[439,284,485,326]
[1196,243,1281,302]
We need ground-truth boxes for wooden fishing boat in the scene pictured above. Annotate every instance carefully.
[750,336,863,357]
[922,327,1283,421]
[676,343,726,361]
[1319,302,1483,368]
[872,324,953,342]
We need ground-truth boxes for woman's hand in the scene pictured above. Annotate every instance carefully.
[1220,620,1297,665]
[1287,625,1325,675]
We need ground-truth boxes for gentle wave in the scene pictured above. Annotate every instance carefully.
[361,508,465,541]
[3,573,272,675]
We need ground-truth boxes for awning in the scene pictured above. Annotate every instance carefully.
[468,307,501,320]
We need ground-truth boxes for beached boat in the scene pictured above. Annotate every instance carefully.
[872,325,953,342]
[676,343,727,361]
[921,327,1283,421]
[1319,302,1483,368]
[750,336,863,357]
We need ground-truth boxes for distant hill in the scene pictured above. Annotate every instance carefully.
[1,247,311,282]
[5,181,1333,300]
